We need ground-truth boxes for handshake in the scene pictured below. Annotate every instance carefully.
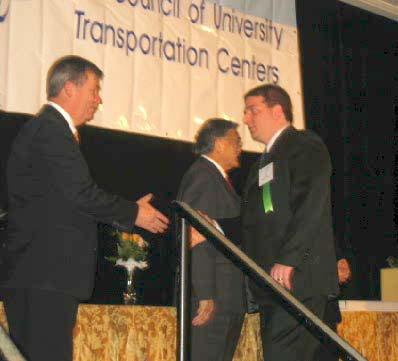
[134,194,218,249]
[134,198,217,328]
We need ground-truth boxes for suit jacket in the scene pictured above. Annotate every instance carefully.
[0,111,31,208]
[177,157,243,311]
[2,105,137,300]
[0,111,32,284]
[241,126,339,303]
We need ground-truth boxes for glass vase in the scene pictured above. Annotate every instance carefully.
[123,267,137,305]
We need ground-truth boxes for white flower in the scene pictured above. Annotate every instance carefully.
[116,257,148,273]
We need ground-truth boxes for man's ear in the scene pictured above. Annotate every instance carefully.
[272,104,284,120]
[63,81,76,98]
[213,137,224,154]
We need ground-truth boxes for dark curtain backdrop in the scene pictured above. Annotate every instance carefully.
[296,0,397,299]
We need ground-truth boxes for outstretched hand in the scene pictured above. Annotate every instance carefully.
[135,193,169,234]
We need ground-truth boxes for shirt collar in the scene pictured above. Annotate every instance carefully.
[201,155,227,179]
[266,125,289,152]
[48,101,77,135]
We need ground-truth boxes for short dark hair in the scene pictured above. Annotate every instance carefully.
[46,55,103,98]
[245,84,293,122]
[193,118,238,155]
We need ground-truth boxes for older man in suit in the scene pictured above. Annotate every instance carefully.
[1,55,169,361]
[241,84,339,361]
[177,118,245,361]
[0,110,31,210]
[0,111,32,291]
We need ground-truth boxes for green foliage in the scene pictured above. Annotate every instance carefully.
[116,239,147,262]
[105,229,148,263]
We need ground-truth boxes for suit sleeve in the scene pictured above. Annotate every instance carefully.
[34,119,137,232]
[276,141,333,268]
[178,170,218,300]
[217,217,241,245]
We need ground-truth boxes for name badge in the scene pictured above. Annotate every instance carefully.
[259,162,273,187]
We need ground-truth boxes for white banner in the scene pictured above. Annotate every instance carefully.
[0,0,303,152]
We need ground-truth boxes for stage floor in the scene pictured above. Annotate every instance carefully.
[0,301,397,360]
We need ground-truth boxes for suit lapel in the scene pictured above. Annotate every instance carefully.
[245,148,274,194]
[267,126,296,158]
[38,104,75,140]
[200,157,240,201]
[244,127,296,210]
[244,159,260,197]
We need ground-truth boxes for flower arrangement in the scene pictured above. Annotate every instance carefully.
[106,230,149,304]
[106,231,149,273]
[386,256,398,268]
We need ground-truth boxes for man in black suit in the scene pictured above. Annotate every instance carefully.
[241,84,339,361]
[177,118,245,361]
[1,55,169,361]
[316,247,352,360]
[0,110,31,209]
[0,111,32,280]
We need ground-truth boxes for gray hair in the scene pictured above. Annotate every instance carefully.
[46,55,103,98]
[193,118,238,155]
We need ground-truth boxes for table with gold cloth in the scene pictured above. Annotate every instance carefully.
[0,301,397,361]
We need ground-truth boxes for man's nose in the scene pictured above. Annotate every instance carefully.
[243,113,251,125]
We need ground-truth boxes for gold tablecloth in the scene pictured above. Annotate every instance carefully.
[0,303,397,361]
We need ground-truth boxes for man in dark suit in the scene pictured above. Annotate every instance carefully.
[316,247,352,360]
[0,110,31,209]
[1,55,169,361]
[241,84,339,361]
[0,111,32,281]
[177,118,245,361]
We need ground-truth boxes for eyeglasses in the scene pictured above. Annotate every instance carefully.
[244,102,270,116]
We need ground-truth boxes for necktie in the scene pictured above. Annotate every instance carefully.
[225,176,234,192]
[259,151,271,167]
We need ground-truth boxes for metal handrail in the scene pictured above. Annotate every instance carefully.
[0,326,26,361]
[173,200,367,361]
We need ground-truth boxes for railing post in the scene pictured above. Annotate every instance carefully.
[178,217,190,361]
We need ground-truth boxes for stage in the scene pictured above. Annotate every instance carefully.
[1,301,397,360]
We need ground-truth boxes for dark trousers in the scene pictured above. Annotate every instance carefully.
[313,298,342,361]
[3,288,79,361]
[191,310,244,361]
[259,296,327,361]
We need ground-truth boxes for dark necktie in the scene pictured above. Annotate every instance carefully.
[259,151,272,168]
[225,175,234,192]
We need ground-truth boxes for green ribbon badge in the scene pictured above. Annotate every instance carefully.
[262,182,274,214]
